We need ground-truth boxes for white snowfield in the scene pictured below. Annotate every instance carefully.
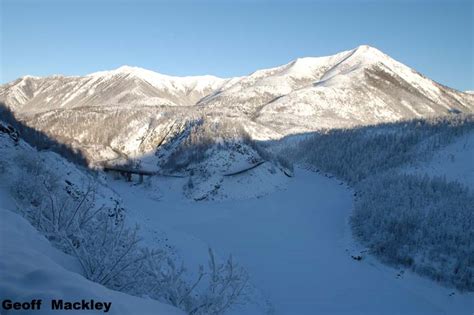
[112,169,474,315]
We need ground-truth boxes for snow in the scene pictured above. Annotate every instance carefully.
[88,65,229,94]
[110,168,474,315]
[0,208,185,315]
[0,132,184,315]
[3,45,472,156]
[2,44,474,315]
[3,123,473,314]
[406,130,474,189]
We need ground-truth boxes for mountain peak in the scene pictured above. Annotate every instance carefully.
[88,65,166,79]
[88,65,225,83]
[115,65,145,73]
[20,75,41,80]
[351,45,389,63]
[354,44,378,51]
[279,45,388,79]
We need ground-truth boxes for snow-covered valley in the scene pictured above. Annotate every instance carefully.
[111,169,474,315]
[2,150,473,314]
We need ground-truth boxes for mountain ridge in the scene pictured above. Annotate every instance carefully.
[2,45,471,111]
[1,45,472,165]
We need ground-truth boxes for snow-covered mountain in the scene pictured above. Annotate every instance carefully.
[0,65,230,112]
[1,45,473,166]
[251,46,473,131]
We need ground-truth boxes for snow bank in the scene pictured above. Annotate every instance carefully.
[0,208,184,315]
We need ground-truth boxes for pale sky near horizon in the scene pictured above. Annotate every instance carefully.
[1,0,473,91]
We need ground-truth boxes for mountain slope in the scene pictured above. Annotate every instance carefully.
[1,45,472,166]
[0,66,230,113]
[251,45,473,131]
[0,208,185,315]
[201,46,472,120]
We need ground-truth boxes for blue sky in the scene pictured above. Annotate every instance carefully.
[1,0,473,90]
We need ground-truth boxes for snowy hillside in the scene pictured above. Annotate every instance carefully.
[204,45,473,131]
[255,46,474,132]
[0,123,251,315]
[1,45,472,170]
[406,130,474,189]
[0,208,185,315]
[0,66,229,112]
[280,115,474,292]
[0,125,184,315]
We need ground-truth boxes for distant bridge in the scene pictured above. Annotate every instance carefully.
[103,165,156,182]
[102,164,185,183]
